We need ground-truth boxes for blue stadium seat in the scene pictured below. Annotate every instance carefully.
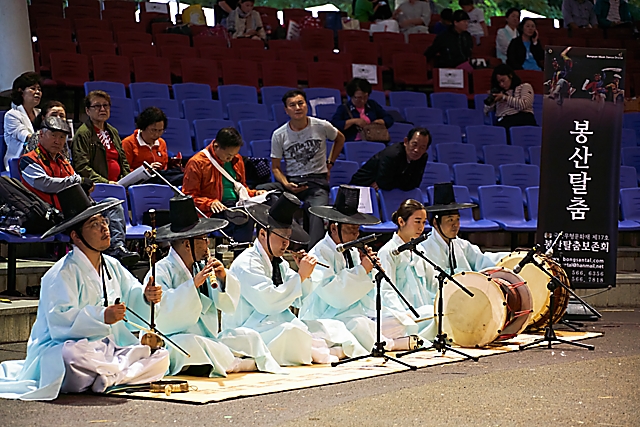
[622,128,637,148]
[227,102,269,125]
[620,165,638,189]
[193,119,234,151]
[172,82,212,106]
[429,92,468,115]
[621,147,640,183]
[473,94,494,125]
[466,125,507,161]
[344,141,386,164]
[84,81,126,98]
[623,112,640,140]
[477,185,537,232]
[483,145,526,180]
[404,107,444,126]
[108,96,136,136]
[237,120,278,144]
[620,188,640,230]
[509,126,541,161]
[128,184,175,226]
[91,183,149,239]
[137,98,180,118]
[388,122,414,144]
[435,143,476,172]
[384,106,405,121]
[453,162,496,203]
[129,82,170,107]
[315,104,336,121]
[162,118,194,156]
[533,94,543,126]
[329,160,359,187]
[261,86,295,112]
[525,186,539,221]
[426,185,500,232]
[272,104,290,126]
[498,163,540,204]
[218,84,259,118]
[377,188,431,232]
[305,87,341,105]
[369,90,386,106]
[389,91,428,109]
[328,186,386,233]
[183,99,224,130]
[0,231,55,295]
[427,124,462,146]
[420,162,451,189]
[250,139,272,158]
[528,145,541,166]
[8,158,21,180]
[446,108,484,130]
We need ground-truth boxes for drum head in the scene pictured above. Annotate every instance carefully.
[440,271,507,348]
[480,267,533,338]
[497,252,551,327]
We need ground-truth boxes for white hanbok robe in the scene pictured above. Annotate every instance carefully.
[378,233,438,341]
[301,233,376,354]
[0,248,169,400]
[138,248,281,376]
[421,231,509,275]
[224,240,315,366]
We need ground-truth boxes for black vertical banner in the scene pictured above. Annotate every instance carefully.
[538,46,626,289]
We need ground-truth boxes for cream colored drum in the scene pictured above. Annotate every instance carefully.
[496,251,571,330]
[439,271,508,348]
[480,267,533,339]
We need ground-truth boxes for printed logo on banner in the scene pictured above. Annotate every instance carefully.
[538,46,626,289]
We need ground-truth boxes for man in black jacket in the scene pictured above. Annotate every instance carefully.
[425,10,473,69]
[349,127,431,191]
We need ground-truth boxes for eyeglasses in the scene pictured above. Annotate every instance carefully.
[85,217,110,231]
[26,85,42,93]
[89,104,111,111]
[146,127,165,134]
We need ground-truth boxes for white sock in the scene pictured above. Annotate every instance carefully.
[329,346,346,360]
[227,357,257,373]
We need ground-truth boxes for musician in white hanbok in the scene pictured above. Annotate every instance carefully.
[225,193,344,365]
[421,183,508,275]
[0,185,168,400]
[378,199,438,342]
[135,195,281,377]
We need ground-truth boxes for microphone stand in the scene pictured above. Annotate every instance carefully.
[519,233,597,351]
[332,246,420,370]
[142,161,207,218]
[397,247,479,362]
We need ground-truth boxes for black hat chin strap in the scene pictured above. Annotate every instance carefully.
[336,223,355,269]
[434,217,456,275]
[74,228,112,306]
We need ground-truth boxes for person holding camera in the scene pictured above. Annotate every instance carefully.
[483,64,537,131]
[506,18,543,71]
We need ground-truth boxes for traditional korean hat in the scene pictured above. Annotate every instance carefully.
[244,192,309,244]
[41,183,123,239]
[309,185,380,225]
[156,196,228,242]
[424,182,476,215]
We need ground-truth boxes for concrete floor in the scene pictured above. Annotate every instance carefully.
[0,310,638,427]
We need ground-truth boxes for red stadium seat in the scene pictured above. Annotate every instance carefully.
[198,46,238,75]
[73,18,111,33]
[283,8,311,26]
[343,41,379,65]
[35,27,73,43]
[103,10,137,24]
[110,20,144,33]
[307,62,346,93]
[119,43,156,72]
[515,70,544,94]
[230,38,264,50]
[238,48,276,63]
[338,30,370,51]
[151,21,173,35]
[159,46,198,77]
[260,60,299,88]
[475,36,497,58]
[276,49,314,82]
[269,39,302,51]
[433,68,471,98]
[31,17,72,33]
[133,56,171,84]
[79,42,117,69]
[392,53,431,87]
[49,52,90,87]
[300,28,335,51]
[181,58,220,92]
[75,29,114,43]
[221,59,260,88]
[472,68,493,95]
[408,33,437,54]
[380,42,414,67]
[38,40,77,71]
[92,54,131,85]
[102,0,137,12]
[154,33,190,48]
[65,6,100,21]
[372,32,404,45]
[115,31,152,46]
[193,35,229,49]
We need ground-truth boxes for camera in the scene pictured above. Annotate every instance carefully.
[484,88,504,106]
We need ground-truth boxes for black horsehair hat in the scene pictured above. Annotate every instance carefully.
[245,192,309,244]
[309,185,380,226]
[41,184,123,239]
[156,196,228,243]
[425,182,476,215]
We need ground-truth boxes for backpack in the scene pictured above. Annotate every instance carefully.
[0,176,63,235]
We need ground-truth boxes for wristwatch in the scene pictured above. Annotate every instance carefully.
[326,160,335,166]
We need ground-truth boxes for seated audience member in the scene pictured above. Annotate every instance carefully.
[432,8,453,35]
[182,127,265,245]
[225,193,346,365]
[378,199,437,341]
[594,0,633,28]
[355,0,393,22]
[330,78,394,142]
[0,184,168,400]
[214,0,239,26]
[496,8,520,64]
[506,18,543,71]
[421,183,509,274]
[72,91,131,184]
[562,0,598,29]
[4,72,42,170]
[483,64,537,130]
[227,0,266,41]
[122,107,183,186]
[20,117,140,265]
[393,0,431,41]
[425,10,474,71]
[259,89,345,248]
[26,101,70,158]
[349,127,431,191]
[459,0,487,42]
[135,195,282,377]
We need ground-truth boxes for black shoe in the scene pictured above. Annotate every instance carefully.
[106,246,140,266]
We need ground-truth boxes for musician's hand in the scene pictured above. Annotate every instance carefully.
[104,302,126,324]
[194,257,216,288]
[290,249,306,265]
[144,276,162,304]
[297,254,317,282]
[359,245,378,274]
[211,258,226,282]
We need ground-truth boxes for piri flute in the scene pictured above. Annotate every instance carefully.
[284,250,330,268]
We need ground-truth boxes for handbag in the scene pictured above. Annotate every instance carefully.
[346,106,390,143]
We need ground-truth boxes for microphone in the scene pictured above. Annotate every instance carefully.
[335,234,380,253]
[545,231,564,256]
[513,245,539,274]
[391,233,429,256]
[216,242,253,253]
